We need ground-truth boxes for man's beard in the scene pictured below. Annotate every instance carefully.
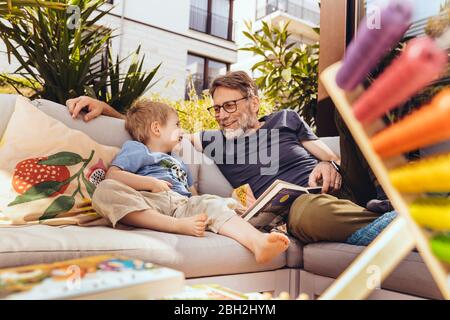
[222,110,259,140]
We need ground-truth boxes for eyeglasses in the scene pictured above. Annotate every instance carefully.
[207,96,249,116]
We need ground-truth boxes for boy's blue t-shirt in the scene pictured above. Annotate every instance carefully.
[111,141,193,197]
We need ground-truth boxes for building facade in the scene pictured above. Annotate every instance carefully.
[98,0,240,99]
[0,0,240,100]
[0,0,321,100]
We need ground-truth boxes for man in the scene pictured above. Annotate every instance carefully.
[67,71,387,244]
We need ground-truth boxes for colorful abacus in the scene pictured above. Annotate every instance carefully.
[320,0,450,300]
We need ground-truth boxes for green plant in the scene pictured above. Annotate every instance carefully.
[149,80,276,133]
[0,0,159,111]
[425,0,450,38]
[0,75,37,96]
[0,0,66,15]
[240,20,319,128]
[90,46,161,114]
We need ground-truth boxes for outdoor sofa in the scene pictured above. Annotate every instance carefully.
[0,94,442,299]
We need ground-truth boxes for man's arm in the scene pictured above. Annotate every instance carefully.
[66,96,125,121]
[301,139,342,193]
[106,166,172,192]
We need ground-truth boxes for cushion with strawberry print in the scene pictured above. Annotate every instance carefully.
[0,97,119,226]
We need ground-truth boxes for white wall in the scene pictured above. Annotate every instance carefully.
[104,0,190,35]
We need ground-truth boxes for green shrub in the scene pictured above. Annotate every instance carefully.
[241,20,319,129]
[0,75,37,97]
[147,91,276,133]
[0,0,65,15]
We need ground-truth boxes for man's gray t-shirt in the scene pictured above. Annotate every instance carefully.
[201,110,319,198]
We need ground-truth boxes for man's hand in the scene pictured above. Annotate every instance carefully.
[308,161,342,194]
[66,96,106,122]
[149,177,173,193]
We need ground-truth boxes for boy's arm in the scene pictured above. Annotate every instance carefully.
[105,166,172,192]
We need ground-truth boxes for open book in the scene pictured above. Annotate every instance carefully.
[233,180,322,232]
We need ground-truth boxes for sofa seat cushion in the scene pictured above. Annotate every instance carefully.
[0,225,286,278]
[303,242,443,299]
[144,229,287,277]
[0,225,178,268]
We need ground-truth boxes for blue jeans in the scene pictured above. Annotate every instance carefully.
[345,211,398,246]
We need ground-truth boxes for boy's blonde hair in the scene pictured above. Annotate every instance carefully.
[125,98,177,143]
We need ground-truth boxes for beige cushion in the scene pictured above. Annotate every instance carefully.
[303,242,443,299]
[0,225,286,278]
[33,99,132,148]
[0,97,119,226]
[0,225,179,268]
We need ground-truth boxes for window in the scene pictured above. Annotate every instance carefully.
[186,53,229,98]
[189,0,235,41]
[211,0,231,39]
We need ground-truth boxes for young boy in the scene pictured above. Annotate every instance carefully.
[92,99,290,264]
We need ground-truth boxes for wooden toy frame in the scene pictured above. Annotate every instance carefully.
[318,62,450,300]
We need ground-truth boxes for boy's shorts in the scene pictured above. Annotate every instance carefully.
[92,179,237,233]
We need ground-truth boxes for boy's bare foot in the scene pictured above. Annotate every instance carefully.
[175,213,208,237]
[254,232,290,264]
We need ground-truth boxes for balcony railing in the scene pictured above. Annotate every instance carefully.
[189,5,236,41]
[256,0,320,25]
